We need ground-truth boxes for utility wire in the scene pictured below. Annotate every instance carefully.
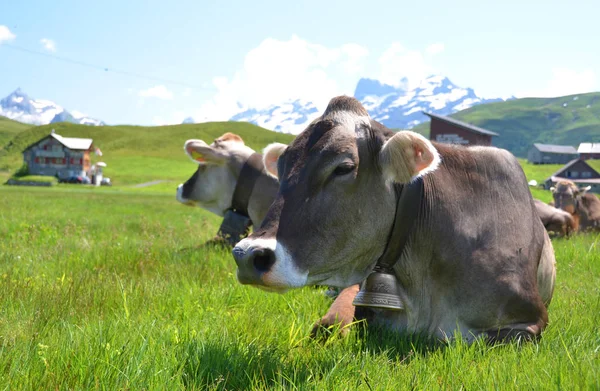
[2,43,215,90]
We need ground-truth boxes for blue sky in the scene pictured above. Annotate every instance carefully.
[0,0,598,125]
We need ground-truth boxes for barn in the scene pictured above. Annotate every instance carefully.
[527,143,579,164]
[543,159,600,193]
[424,112,499,146]
[578,143,600,160]
[22,130,93,180]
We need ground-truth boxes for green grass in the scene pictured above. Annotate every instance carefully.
[412,92,600,157]
[0,115,31,152]
[0,186,599,390]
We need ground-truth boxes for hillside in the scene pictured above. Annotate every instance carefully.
[0,115,31,151]
[411,92,600,157]
[0,121,295,185]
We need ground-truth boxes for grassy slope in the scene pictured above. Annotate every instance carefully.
[0,116,31,154]
[412,92,600,157]
[0,186,598,390]
[0,121,295,185]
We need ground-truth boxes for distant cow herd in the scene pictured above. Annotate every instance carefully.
[176,96,600,345]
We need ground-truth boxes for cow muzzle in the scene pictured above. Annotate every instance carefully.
[232,245,276,284]
[176,184,196,206]
[232,238,308,290]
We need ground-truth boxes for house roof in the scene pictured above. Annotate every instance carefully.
[545,159,600,181]
[423,112,500,137]
[533,143,578,154]
[50,133,93,150]
[578,142,600,154]
[548,176,600,185]
[23,132,93,152]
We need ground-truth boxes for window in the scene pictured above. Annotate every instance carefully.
[571,171,579,178]
[582,172,592,178]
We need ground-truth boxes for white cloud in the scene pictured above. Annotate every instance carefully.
[182,88,192,97]
[518,68,598,98]
[193,35,369,121]
[426,43,445,55]
[138,85,174,100]
[377,43,436,89]
[40,38,56,52]
[0,25,16,44]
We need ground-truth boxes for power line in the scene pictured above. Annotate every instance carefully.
[2,43,215,90]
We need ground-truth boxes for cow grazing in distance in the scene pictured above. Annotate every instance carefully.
[551,180,600,232]
[176,132,361,336]
[534,199,576,237]
[232,95,556,344]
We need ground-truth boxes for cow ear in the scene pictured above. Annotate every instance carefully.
[550,186,556,193]
[184,139,227,164]
[577,185,591,195]
[263,142,287,179]
[379,131,441,183]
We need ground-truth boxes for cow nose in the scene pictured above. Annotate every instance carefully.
[232,244,276,284]
[250,247,276,273]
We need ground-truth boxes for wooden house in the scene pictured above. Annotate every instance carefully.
[527,143,579,164]
[22,130,93,180]
[543,159,600,193]
[424,112,499,147]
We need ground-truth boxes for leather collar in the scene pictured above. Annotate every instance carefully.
[373,177,424,272]
[229,152,265,219]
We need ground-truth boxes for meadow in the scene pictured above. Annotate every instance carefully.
[1,121,599,389]
[1,179,599,390]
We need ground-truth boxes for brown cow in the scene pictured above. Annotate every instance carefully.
[232,96,556,344]
[176,132,360,335]
[551,180,600,232]
[534,199,576,237]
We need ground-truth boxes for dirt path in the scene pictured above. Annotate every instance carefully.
[132,180,169,188]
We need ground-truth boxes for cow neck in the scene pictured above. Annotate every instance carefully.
[230,152,265,219]
[374,176,424,272]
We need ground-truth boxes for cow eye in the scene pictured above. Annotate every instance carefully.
[333,163,356,176]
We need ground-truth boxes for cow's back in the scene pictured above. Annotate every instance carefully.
[396,144,550,338]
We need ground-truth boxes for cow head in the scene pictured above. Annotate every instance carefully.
[176,133,256,216]
[232,96,440,292]
[550,180,591,215]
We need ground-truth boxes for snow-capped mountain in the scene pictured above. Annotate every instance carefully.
[181,117,195,124]
[0,88,104,126]
[357,75,507,129]
[230,99,319,134]
[228,75,512,134]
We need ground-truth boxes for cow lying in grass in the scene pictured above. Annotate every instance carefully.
[176,132,361,336]
[534,199,576,237]
[232,96,556,344]
[551,180,600,232]
[176,132,279,240]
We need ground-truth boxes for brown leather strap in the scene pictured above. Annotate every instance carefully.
[230,153,265,218]
[374,177,424,272]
